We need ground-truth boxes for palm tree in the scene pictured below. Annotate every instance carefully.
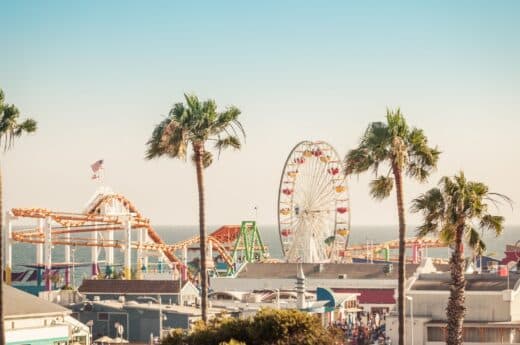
[0,88,37,344]
[344,109,439,345]
[411,172,510,345]
[145,93,244,322]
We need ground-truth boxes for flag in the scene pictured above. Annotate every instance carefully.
[91,159,104,179]
[91,159,104,172]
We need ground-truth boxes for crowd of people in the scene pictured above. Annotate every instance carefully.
[332,311,390,345]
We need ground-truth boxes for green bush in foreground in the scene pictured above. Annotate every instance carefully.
[162,308,343,345]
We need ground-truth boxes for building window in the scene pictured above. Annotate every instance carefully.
[427,327,445,342]
[429,326,520,343]
[463,327,480,342]
[512,328,520,343]
[98,312,109,321]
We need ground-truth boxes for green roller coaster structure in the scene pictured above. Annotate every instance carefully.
[227,221,267,274]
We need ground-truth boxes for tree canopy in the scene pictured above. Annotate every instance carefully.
[411,172,510,254]
[345,108,440,199]
[161,308,343,345]
[145,93,244,168]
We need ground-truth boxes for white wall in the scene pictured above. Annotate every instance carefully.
[386,314,430,345]
[6,324,68,343]
[386,289,520,344]
[210,277,397,291]
[408,291,512,322]
[4,315,65,330]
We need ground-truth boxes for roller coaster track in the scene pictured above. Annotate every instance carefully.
[10,193,237,272]
[344,236,446,253]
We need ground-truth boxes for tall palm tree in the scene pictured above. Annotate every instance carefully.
[0,88,37,344]
[412,172,510,345]
[145,93,244,322]
[344,109,439,345]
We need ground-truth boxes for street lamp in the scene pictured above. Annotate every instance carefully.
[86,320,93,345]
[406,296,414,345]
[71,245,76,289]
[159,304,162,340]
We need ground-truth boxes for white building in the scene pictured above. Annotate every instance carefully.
[208,264,360,326]
[386,272,520,345]
[210,261,443,313]
[3,284,90,345]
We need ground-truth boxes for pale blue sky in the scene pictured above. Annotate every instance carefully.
[1,1,519,227]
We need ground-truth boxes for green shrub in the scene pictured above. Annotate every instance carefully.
[161,308,342,345]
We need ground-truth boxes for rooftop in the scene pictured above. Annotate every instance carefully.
[411,273,520,291]
[332,288,396,304]
[235,262,426,280]
[78,279,186,294]
[88,299,223,316]
[4,284,70,318]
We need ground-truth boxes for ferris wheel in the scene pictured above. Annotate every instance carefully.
[277,141,351,263]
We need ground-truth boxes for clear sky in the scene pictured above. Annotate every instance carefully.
[1,1,519,228]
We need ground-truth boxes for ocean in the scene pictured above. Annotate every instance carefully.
[9,224,520,286]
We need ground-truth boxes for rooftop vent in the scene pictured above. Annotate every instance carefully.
[383,264,393,275]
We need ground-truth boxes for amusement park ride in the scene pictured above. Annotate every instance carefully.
[5,188,267,290]
[4,140,448,291]
[276,140,448,264]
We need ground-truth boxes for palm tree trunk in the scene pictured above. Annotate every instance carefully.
[392,163,406,345]
[194,144,208,323]
[0,162,4,345]
[446,224,466,345]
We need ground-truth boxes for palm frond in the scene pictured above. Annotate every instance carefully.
[406,131,440,182]
[191,151,213,169]
[479,214,505,236]
[145,117,188,160]
[145,118,168,159]
[215,136,241,152]
[17,118,37,134]
[466,226,486,255]
[0,97,37,151]
[369,176,394,200]
[386,108,409,138]
[439,224,456,245]
[361,122,391,163]
[406,163,430,182]
[415,172,509,257]
[146,93,244,164]
[417,221,439,237]
[411,188,444,217]
[344,147,374,175]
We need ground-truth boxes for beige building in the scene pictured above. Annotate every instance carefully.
[3,284,90,345]
[387,272,520,345]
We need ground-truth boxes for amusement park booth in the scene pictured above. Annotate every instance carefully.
[78,279,199,305]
